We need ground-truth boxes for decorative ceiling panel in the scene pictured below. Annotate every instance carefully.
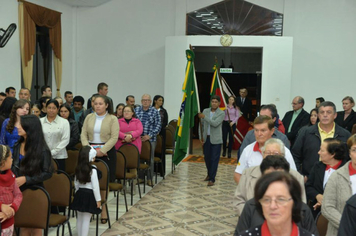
[186,0,283,36]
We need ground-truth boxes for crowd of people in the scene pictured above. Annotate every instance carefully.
[0,83,168,236]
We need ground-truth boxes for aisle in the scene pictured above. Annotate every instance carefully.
[102,162,238,235]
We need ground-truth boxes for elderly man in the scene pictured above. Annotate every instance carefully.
[292,101,351,177]
[239,104,290,154]
[18,88,31,101]
[135,94,161,186]
[236,88,253,122]
[234,116,296,184]
[282,96,310,147]
[198,95,225,186]
[234,138,306,216]
[234,155,317,236]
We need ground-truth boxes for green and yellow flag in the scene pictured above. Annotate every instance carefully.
[173,50,200,165]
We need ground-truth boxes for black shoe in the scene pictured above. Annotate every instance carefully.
[222,150,226,157]
[228,153,231,158]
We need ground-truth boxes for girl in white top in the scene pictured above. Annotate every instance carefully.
[71,146,101,236]
[40,99,70,171]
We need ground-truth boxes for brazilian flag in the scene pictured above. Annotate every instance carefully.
[173,50,199,165]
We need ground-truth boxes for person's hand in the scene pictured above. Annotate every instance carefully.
[97,201,101,208]
[316,194,323,205]
[141,135,150,142]
[230,122,234,127]
[124,134,132,143]
[198,113,205,119]
[200,139,204,145]
[16,176,26,187]
[96,150,107,157]
[1,204,13,217]
[304,176,308,183]
[313,202,321,210]
[0,212,8,223]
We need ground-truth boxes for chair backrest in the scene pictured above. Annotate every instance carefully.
[165,127,174,149]
[167,124,176,137]
[94,159,109,201]
[168,119,177,129]
[65,150,79,176]
[140,140,152,162]
[118,143,140,169]
[52,158,58,171]
[44,170,72,207]
[155,135,162,155]
[14,186,50,232]
[115,151,126,180]
[315,212,329,236]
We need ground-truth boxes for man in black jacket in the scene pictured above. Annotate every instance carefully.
[282,96,310,147]
[236,88,253,122]
[338,194,356,236]
[292,101,351,178]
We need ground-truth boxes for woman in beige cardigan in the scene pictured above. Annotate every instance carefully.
[321,134,356,236]
[81,95,119,223]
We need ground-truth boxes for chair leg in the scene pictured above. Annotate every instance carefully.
[106,203,111,228]
[155,163,158,184]
[116,190,119,221]
[57,226,60,236]
[143,172,146,193]
[131,180,134,205]
[123,188,128,212]
[161,162,165,179]
[137,177,142,199]
[96,213,99,236]
[67,221,73,236]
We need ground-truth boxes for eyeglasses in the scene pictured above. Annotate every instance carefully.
[141,99,151,102]
[259,197,292,206]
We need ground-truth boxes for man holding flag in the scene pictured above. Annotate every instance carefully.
[198,95,225,186]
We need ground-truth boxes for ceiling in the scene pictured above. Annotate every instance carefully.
[52,0,112,7]
[187,0,283,36]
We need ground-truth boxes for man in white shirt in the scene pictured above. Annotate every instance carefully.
[234,115,296,184]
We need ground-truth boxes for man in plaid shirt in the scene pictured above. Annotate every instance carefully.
[135,94,161,186]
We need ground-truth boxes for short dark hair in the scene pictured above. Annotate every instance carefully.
[211,95,220,102]
[41,85,51,94]
[254,115,274,130]
[39,96,51,105]
[0,92,6,97]
[73,96,85,105]
[46,99,59,108]
[323,138,347,161]
[254,171,302,223]
[64,91,73,97]
[97,82,108,92]
[260,155,290,174]
[318,101,336,113]
[5,87,15,93]
[260,104,277,119]
[316,97,325,103]
[126,95,134,101]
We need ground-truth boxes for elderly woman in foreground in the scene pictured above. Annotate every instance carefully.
[236,171,314,236]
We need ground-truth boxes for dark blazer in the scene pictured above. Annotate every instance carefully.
[305,159,348,218]
[292,123,351,176]
[335,109,356,133]
[338,194,356,236]
[235,198,318,236]
[67,118,80,150]
[282,108,310,146]
[236,96,253,121]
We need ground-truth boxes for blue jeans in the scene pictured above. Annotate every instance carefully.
[203,137,221,183]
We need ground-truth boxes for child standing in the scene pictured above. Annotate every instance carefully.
[71,146,101,236]
[0,145,23,236]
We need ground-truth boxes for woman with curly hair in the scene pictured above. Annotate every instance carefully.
[0,99,30,152]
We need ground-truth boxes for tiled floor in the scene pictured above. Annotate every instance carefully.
[49,140,239,235]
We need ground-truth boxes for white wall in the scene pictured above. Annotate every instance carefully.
[0,0,75,99]
[165,36,293,119]
[75,0,176,106]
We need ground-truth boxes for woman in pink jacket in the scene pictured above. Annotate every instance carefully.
[115,105,143,153]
